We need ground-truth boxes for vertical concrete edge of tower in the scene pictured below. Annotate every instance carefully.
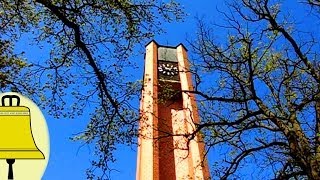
[136,40,159,180]
[176,44,211,180]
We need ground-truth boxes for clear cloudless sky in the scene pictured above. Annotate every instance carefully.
[36,1,221,179]
[11,0,312,180]
[11,0,320,180]
[14,0,312,179]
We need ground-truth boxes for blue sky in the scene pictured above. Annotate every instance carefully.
[34,1,221,179]
[12,0,315,179]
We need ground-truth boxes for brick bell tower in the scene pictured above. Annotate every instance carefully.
[136,41,210,180]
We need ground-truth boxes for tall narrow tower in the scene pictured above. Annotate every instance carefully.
[136,41,210,180]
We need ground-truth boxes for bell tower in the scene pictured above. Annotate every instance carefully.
[136,41,210,180]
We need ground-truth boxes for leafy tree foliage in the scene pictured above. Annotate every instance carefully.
[0,40,27,90]
[189,0,320,179]
[0,0,184,179]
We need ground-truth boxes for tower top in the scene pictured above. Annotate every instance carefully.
[145,40,188,63]
[145,40,188,51]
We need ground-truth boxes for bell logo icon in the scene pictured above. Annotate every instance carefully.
[0,93,49,180]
